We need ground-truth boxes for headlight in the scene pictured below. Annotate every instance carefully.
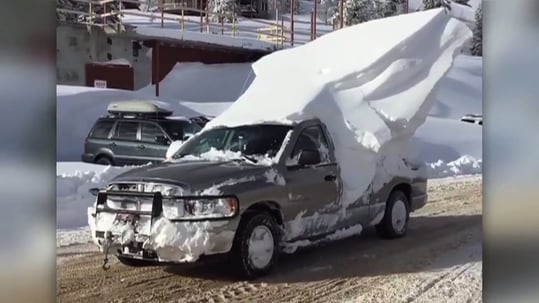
[162,197,239,220]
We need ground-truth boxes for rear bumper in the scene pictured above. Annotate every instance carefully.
[81,153,94,163]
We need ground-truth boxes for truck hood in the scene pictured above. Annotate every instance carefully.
[111,160,271,193]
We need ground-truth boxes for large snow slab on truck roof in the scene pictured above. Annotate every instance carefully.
[206,8,472,207]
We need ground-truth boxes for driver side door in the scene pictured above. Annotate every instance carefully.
[282,124,341,240]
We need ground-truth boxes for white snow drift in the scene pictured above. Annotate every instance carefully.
[206,8,472,207]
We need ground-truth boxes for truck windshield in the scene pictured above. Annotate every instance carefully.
[174,125,292,161]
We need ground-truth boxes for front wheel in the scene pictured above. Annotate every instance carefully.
[376,190,410,239]
[230,212,281,279]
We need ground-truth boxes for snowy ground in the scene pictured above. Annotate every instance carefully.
[57,177,482,303]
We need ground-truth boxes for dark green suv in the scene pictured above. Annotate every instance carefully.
[82,102,205,166]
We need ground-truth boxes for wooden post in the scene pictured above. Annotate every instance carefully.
[200,0,203,32]
[281,17,285,48]
[155,42,160,97]
[339,0,344,28]
[310,10,314,41]
[313,0,317,38]
[181,8,185,31]
[291,0,295,41]
[221,17,225,35]
[160,0,164,28]
[404,0,409,14]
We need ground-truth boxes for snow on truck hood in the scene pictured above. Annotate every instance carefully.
[205,8,472,207]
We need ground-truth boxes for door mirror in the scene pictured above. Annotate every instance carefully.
[183,134,192,141]
[297,149,321,166]
[89,188,100,196]
[155,135,170,145]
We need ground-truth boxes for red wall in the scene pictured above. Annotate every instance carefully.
[85,63,134,90]
[150,41,270,84]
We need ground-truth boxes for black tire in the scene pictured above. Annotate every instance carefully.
[95,155,113,166]
[375,190,410,239]
[230,212,281,279]
[117,255,155,267]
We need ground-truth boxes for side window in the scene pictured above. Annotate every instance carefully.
[113,121,138,140]
[184,122,202,138]
[141,122,165,143]
[289,126,331,164]
[90,120,114,139]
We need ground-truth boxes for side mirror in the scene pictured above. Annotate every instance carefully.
[297,149,321,166]
[155,135,170,145]
[182,134,192,141]
[89,188,100,196]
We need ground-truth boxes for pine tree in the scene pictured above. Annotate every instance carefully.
[321,0,340,24]
[471,3,482,56]
[282,0,301,14]
[382,0,406,17]
[342,0,383,26]
[208,0,238,22]
[422,0,442,10]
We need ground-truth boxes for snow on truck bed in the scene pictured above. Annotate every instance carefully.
[206,8,473,207]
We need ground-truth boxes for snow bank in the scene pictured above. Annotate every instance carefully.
[206,9,472,207]
[56,162,135,229]
[137,62,254,102]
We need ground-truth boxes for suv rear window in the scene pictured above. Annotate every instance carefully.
[113,121,139,140]
[89,120,114,139]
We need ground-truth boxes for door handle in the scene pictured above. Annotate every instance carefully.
[137,144,146,149]
[324,174,336,181]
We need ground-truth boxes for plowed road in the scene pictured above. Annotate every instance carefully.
[57,176,482,303]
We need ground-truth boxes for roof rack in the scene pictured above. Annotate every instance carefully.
[106,100,173,118]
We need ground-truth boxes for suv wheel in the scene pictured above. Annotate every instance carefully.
[375,190,410,239]
[95,156,113,166]
[230,212,280,279]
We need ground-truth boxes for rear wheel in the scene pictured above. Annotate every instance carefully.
[95,156,113,166]
[230,212,280,279]
[375,190,410,239]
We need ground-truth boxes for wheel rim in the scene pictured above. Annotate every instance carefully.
[391,200,407,233]
[247,225,274,270]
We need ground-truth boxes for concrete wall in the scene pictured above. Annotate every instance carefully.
[56,23,152,89]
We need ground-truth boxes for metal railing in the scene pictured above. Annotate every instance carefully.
[57,0,329,48]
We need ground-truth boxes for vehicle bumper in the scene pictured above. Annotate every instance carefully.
[81,153,94,163]
[87,193,240,264]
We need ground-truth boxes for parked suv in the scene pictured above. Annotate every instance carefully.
[82,101,205,166]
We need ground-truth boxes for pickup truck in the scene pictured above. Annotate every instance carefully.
[88,118,427,279]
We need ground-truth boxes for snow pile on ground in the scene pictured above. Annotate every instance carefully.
[137,62,254,102]
[206,8,472,207]
[57,162,134,229]
[411,54,482,177]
